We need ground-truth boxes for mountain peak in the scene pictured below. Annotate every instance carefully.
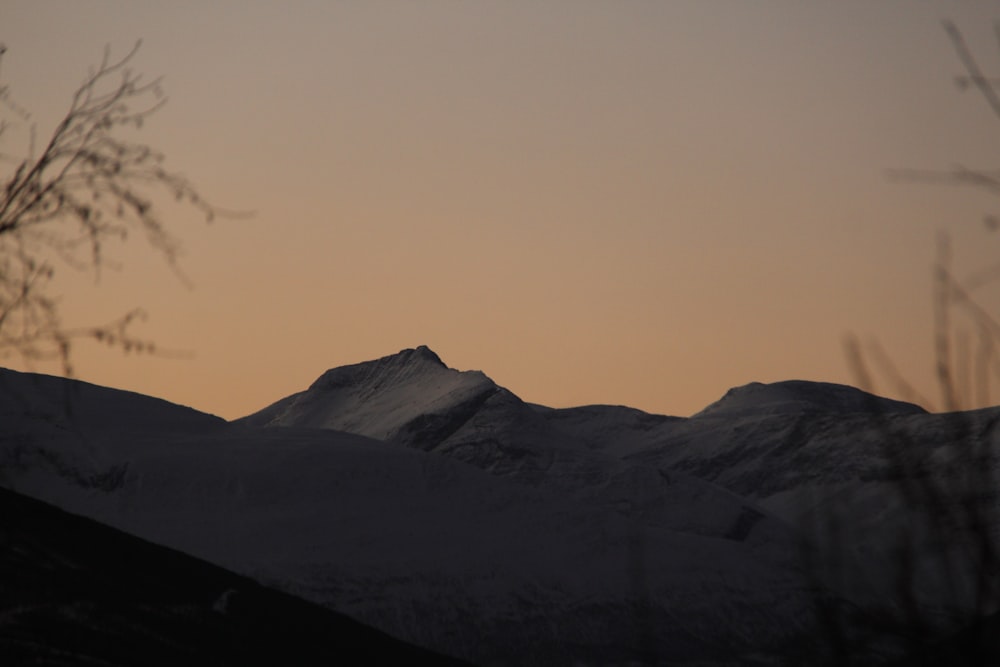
[405,345,445,367]
[305,346,448,393]
[240,346,498,438]
[693,380,927,419]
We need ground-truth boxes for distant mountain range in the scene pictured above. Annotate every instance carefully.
[2,346,998,665]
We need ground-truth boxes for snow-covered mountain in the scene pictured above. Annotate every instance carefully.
[236,346,796,546]
[2,347,998,665]
[630,388,999,613]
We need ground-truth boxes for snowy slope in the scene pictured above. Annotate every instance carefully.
[631,384,1000,615]
[237,351,1000,647]
[238,346,496,444]
[240,348,801,549]
[3,351,998,664]
[692,380,926,419]
[0,390,822,665]
[0,367,226,498]
[0,367,224,434]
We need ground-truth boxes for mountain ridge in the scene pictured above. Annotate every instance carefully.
[694,379,927,419]
[1,347,997,665]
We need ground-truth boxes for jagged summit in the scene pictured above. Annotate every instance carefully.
[693,379,927,419]
[411,344,445,365]
[308,345,449,392]
[238,346,499,442]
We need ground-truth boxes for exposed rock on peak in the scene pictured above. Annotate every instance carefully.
[411,344,445,365]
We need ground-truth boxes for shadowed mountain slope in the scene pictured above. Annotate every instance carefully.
[0,367,225,434]
[3,348,999,665]
[0,486,470,667]
[237,348,799,546]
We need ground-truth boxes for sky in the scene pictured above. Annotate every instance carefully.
[2,1,998,419]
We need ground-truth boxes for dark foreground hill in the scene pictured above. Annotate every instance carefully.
[0,486,470,667]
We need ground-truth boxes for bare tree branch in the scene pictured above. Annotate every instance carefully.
[945,19,1000,119]
[0,42,229,373]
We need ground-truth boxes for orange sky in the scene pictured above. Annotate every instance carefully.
[2,1,998,418]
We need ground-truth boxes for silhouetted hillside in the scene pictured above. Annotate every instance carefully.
[0,486,471,666]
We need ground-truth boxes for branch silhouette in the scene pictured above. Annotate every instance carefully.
[0,42,233,374]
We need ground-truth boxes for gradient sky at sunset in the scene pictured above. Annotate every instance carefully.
[2,1,998,418]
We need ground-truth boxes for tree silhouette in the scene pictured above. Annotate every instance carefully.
[824,20,1000,666]
[848,20,1000,413]
[0,41,219,374]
